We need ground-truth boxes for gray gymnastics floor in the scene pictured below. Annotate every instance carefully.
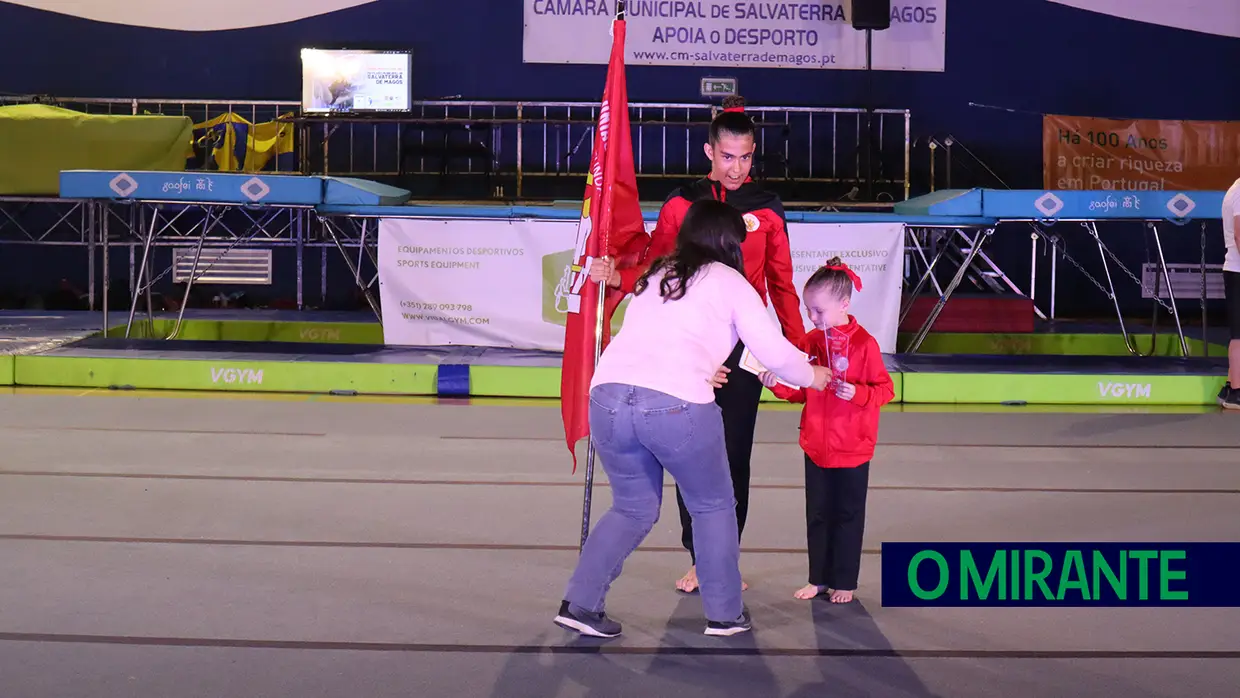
[0,389,1237,697]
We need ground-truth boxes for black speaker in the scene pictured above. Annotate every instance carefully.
[851,0,891,30]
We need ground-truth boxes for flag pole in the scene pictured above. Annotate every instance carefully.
[580,0,626,553]
[578,272,605,552]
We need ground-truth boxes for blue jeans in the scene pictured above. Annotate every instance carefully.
[563,382,744,623]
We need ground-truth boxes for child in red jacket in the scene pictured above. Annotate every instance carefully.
[759,258,894,603]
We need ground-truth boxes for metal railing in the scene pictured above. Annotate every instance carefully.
[1,94,294,128]
[2,95,911,201]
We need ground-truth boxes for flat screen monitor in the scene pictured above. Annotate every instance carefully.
[300,48,412,114]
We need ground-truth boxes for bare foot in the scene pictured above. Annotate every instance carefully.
[742,580,750,591]
[830,589,855,603]
[676,566,699,593]
[794,584,825,600]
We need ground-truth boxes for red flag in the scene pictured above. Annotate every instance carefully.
[560,16,648,472]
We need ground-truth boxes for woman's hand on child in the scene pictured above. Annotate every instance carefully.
[707,365,730,389]
[835,381,856,401]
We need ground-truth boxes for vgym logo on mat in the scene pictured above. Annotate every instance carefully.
[1097,381,1151,399]
[881,543,1240,607]
[210,367,265,385]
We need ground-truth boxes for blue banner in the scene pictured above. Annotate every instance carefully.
[881,542,1240,607]
[981,189,1226,222]
[59,170,324,206]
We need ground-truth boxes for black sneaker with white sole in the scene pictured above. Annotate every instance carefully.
[704,609,752,637]
[1222,385,1240,410]
[554,600,621,638]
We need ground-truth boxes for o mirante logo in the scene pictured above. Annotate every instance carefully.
[881,542,1239,607]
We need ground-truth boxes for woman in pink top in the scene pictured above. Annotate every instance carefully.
[554,200,832,639]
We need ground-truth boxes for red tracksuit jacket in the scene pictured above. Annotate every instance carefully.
[770,317,895,468]
[616,177,806,346]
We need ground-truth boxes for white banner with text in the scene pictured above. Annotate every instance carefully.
[523,1,947,72]
[377,217,905,353]
[783,220,904,352]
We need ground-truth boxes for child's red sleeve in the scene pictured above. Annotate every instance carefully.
[768,327,828,404]
[770,383,807,403]
[852,338,894,408]
[770,328,824,403]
